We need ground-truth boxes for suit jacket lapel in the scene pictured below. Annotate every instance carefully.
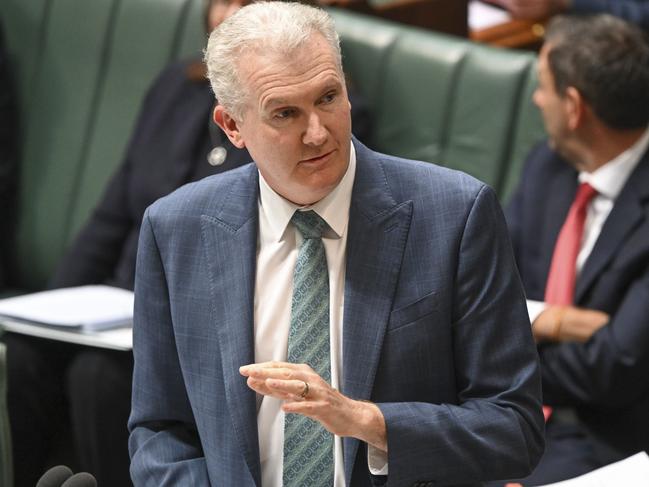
[201,165,262,486]
[342,141,413,483]
[575,153,649,303]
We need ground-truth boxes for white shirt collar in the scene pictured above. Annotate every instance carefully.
[258,141,357,242]
[579,127,649,200]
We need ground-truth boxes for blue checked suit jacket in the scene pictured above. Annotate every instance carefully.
[129,139,544,487]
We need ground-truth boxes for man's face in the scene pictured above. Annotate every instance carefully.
[221,34,352,205]
[533,44,572,158]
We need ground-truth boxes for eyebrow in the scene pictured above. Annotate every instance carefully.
[263,79,343,110]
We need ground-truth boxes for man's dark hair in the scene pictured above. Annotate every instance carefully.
[545,14,649,129]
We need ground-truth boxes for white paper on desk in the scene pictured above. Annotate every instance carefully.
[469,1,512,31]
[0,285,134,331]
[537,452,649,487]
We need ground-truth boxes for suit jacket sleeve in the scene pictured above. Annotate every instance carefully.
[538,269,649,408]
[378,186,545,485]
[571,0,649,29]
[128,210,210,485]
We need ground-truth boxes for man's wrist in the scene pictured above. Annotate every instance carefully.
[353,400,388,452]
[533,306,566,341]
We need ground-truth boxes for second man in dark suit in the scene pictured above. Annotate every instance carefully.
[503,13,649,486]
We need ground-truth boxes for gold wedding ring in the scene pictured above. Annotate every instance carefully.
[300,381,309,399]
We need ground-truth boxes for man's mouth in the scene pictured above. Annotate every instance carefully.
[300,149,335,164]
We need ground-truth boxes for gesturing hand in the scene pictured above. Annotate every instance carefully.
[240,361,387,452]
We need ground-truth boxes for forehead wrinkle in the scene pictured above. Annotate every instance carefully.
[237,34,342,106]
[259,69,343,111]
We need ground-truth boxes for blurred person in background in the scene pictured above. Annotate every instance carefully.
[491,13,649,486]
[3,1,371,486]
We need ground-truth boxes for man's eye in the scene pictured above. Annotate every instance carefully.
[274,109,294,120]
[320,93,336,104]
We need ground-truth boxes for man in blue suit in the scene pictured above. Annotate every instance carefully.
[128,2,544,486]
[501,14,649,486]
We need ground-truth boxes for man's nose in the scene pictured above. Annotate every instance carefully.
[303,112,327,146]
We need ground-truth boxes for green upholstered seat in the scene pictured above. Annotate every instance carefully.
[1,0,207,291]
[330,9,546,198]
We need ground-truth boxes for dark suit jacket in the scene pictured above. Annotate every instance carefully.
[50,60,372,291]
[506,142,649,462]
[129,139,544,487]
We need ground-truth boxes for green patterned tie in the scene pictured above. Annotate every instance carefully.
[283,210,334,487]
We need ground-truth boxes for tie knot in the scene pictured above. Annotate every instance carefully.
[575,182,597,207]
[292,210,327,239]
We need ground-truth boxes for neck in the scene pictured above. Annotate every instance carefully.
[573,126,646,173]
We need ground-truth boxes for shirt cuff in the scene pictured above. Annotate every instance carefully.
[527,299,546,325]
[367,444,388,475]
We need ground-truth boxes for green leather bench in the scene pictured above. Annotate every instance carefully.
[331,9,545,200]
[1,0,545,293]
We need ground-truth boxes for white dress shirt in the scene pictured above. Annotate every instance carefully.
[254,144,355,487]
[527,128,649,322]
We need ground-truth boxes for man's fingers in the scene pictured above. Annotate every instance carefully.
[246,376,312,400]
[240,361,310,377]
[266,378,310,398]
[241,366,296,382]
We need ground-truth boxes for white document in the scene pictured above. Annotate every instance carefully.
[537,452,649,487]
[469,0,512,31]
[0,285,134,331]
[0,319,132,351]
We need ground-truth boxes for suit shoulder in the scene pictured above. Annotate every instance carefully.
[376,151,490,204]
[146,163,256,221]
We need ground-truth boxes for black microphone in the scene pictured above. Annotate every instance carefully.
[60,473,97,487]
[35,465,73,487]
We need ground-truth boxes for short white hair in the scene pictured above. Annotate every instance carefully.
[204,1,343,120]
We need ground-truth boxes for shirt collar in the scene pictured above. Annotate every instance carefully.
[579,126,649,200]
[258,141,357,242]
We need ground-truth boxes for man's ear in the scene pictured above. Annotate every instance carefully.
[213,105,246,149]
[564,86,585,131]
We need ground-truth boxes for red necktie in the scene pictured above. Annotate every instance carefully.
[544,182,597,305]
[542,183,596,423]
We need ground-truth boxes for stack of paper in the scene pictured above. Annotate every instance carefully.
[0,285,134,331]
